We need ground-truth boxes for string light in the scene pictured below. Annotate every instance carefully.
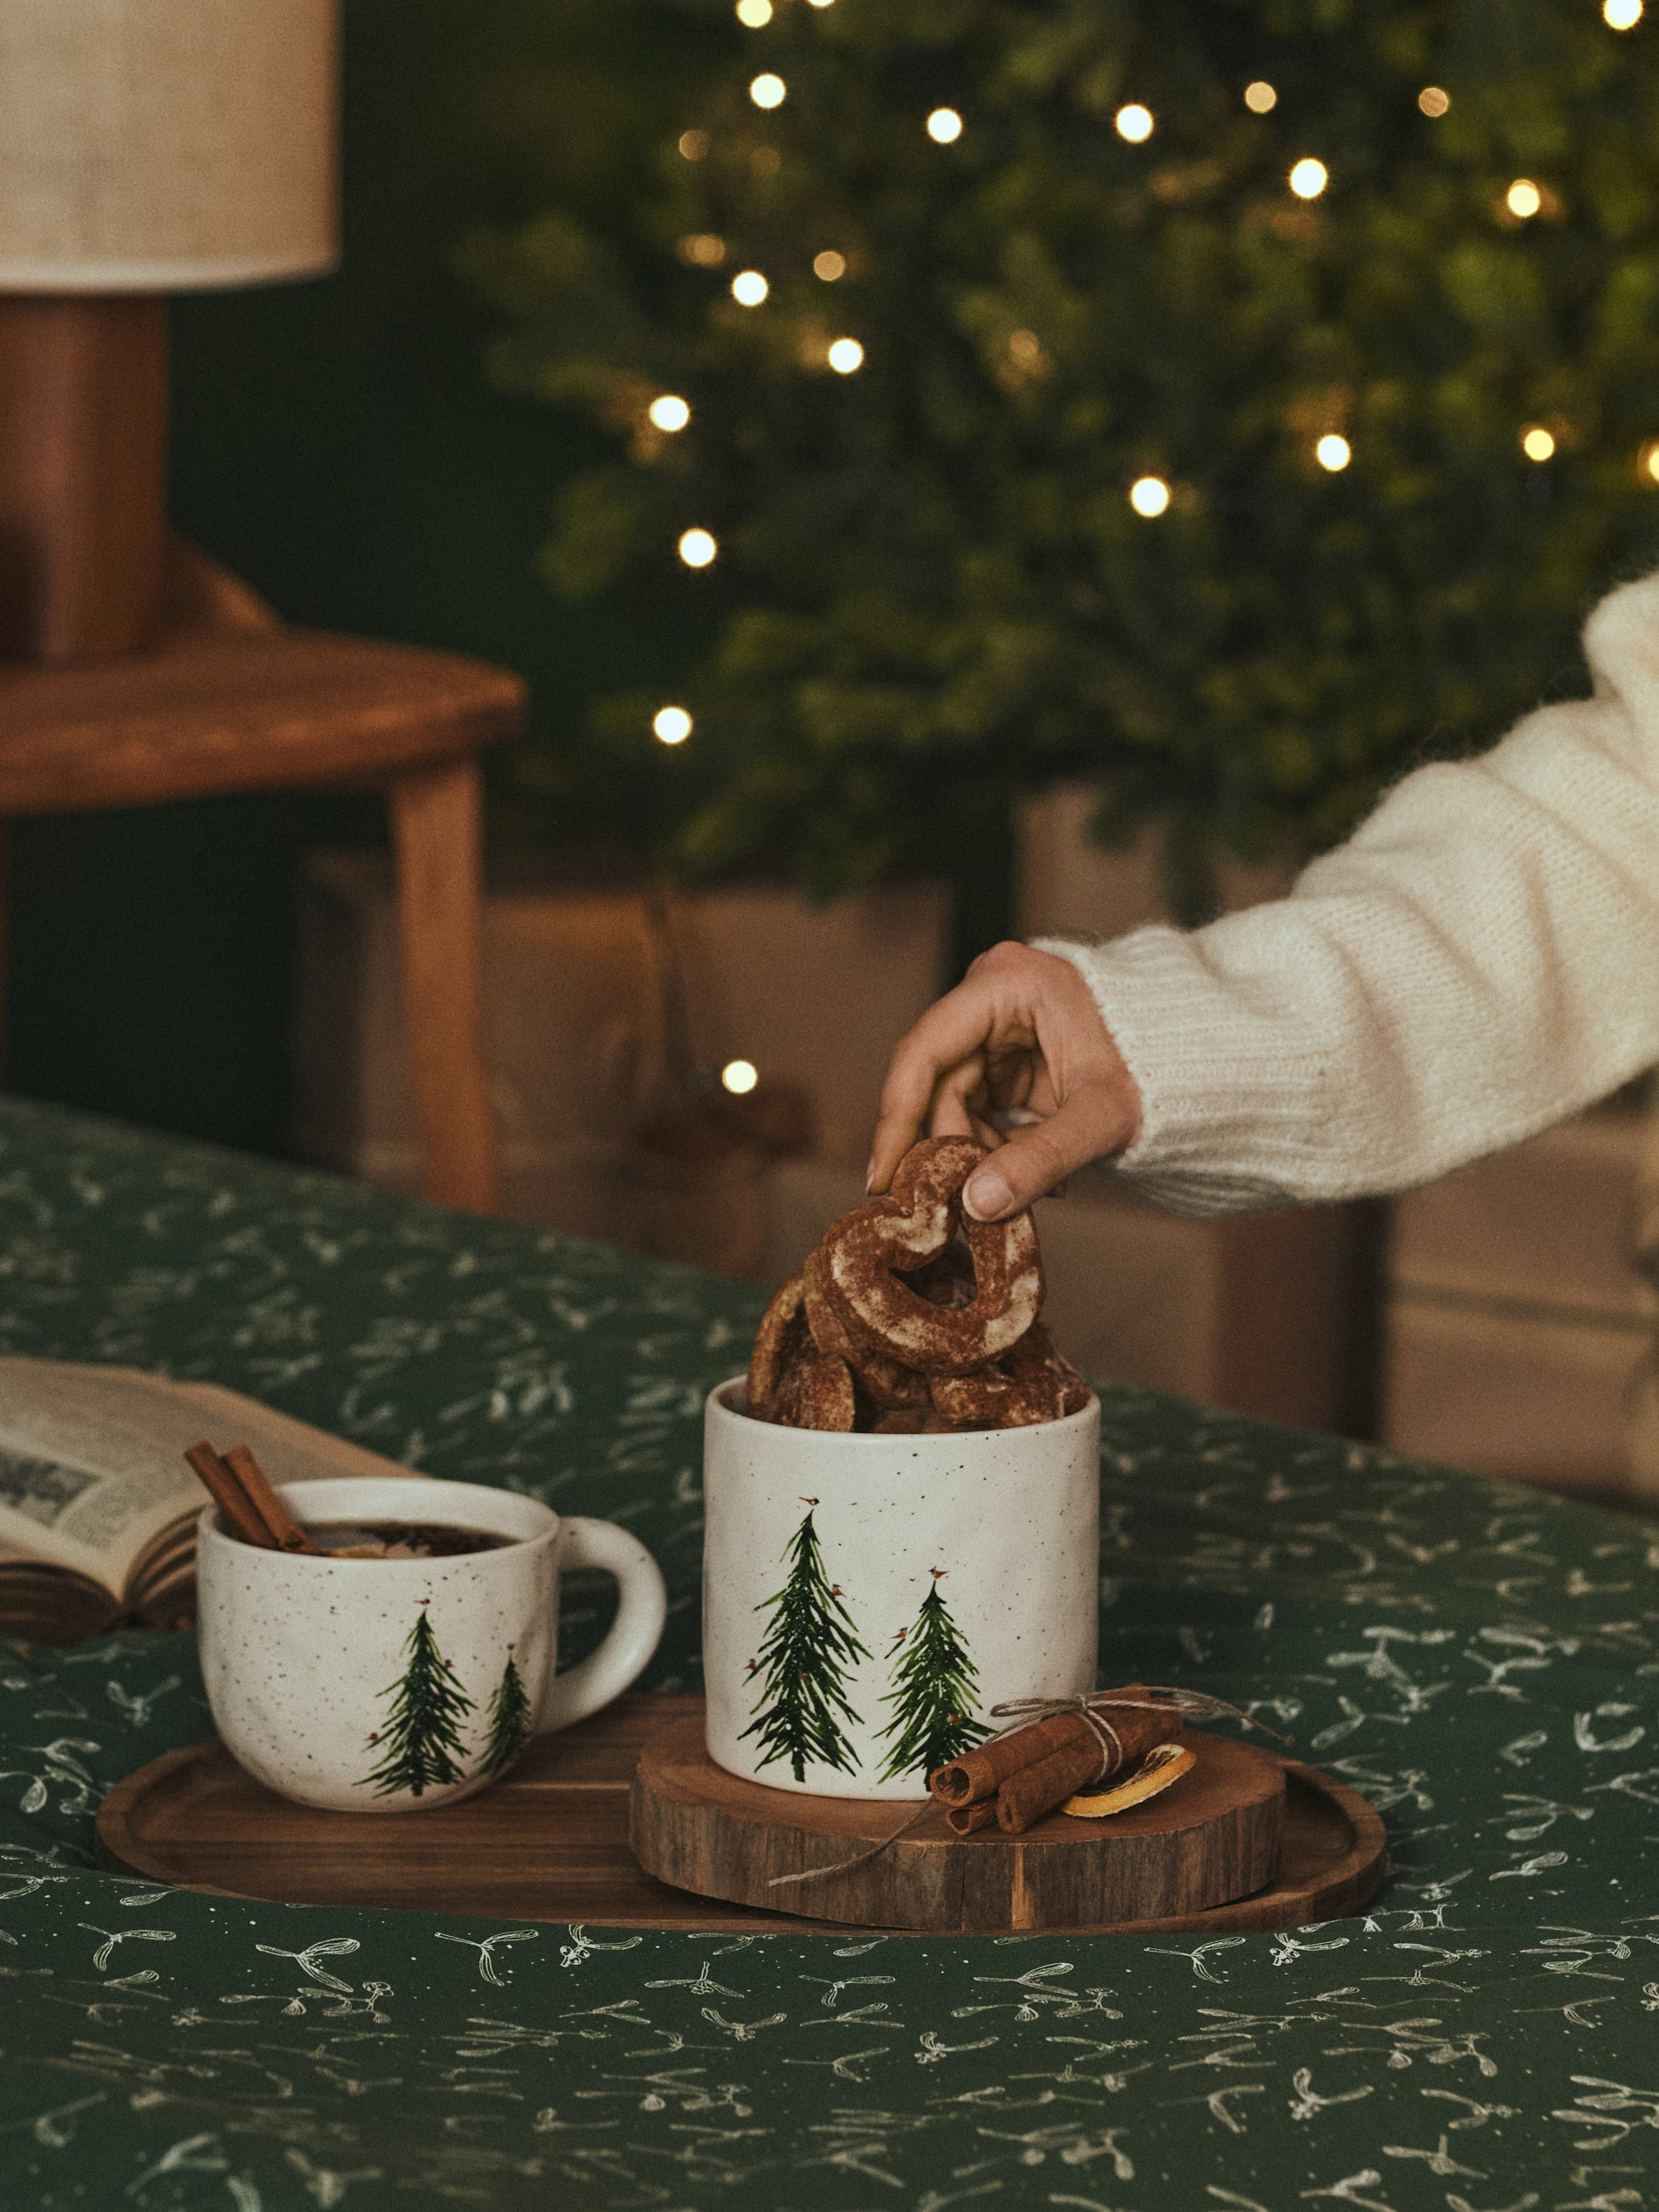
[827,337,864,373]
[649,395,692,432]
[1507,178,1542,218]
[678,528,718,568]
[653,706,692,744]
[1606,0,1642,26]
[750,72,786,110]
[1640,440,1659,484]
[1244,81,1277,113]
[1418,86,1450,115]
[678,232,726,266]
[678,130,710,162]
[806,0,835,8]
[1129,475,1170,517]
[1316,434,1352,472]
[1289,158,1328,199]
[1115,104,1154,142]
[721,1059,759,1094]
[927,107,963,143]
[1521,425,1556,461]
[814,250,847,281]
[735,0,772,22]
[731,269,769,306]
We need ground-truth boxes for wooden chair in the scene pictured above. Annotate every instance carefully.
[0,544,523,1212]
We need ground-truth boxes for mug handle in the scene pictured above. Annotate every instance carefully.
[537,1516,669,1734]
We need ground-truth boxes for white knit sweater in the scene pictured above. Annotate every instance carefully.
[1037,570,1659,1218]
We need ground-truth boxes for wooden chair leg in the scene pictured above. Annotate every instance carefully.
[388,758,499,1214]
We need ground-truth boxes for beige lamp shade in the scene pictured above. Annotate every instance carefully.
[0,0,338,291]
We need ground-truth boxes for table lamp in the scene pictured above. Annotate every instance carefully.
[0,0,338,663]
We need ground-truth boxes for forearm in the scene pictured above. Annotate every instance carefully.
[1042,575,1659,1217]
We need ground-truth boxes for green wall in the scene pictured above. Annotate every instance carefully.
[10,0,725,1155]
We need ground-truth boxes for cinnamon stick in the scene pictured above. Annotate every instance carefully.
[930,1712,1095,1806]
[996,1734,1110,1833]
[995,1693,1187,1834]
[947,1799,999,1836]
[221,1445,322,1554]
[184,1442,274,1549]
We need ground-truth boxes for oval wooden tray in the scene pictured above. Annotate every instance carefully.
[97,1694,1385,1936]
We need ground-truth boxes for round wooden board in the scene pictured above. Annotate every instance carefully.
[96,1694,1385,1937]
[636,1719,1323,1933]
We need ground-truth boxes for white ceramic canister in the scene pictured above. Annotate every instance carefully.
[702,1379,1100,1800]
[197,1475,667,1811]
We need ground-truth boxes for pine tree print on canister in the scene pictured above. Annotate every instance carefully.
[875,1569,992,1784]
[738,1499,872,1782]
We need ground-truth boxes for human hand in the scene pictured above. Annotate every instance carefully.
[867,941,1143,1221]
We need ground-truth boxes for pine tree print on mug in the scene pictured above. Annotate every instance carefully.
[738,1498,871,1782]
[876,1568,991,1783]
[360,1603,477,1798]
[477,1649,533,1779]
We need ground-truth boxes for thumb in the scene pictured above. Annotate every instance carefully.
[960,1085,1134,1220]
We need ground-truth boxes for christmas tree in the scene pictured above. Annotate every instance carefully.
[740,1499,872,1781]
[875,1569,991,1784]
[477,1650,534,1779]
[361,1606,477,1799]
[466,0,1659,916]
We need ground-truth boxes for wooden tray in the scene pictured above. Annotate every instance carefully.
[97,1694,1386,1936]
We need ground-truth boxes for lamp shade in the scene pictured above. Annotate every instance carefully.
[0,0,338,292]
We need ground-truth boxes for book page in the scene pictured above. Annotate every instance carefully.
[0,1361,422,1593]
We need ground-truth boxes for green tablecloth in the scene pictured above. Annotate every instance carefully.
[0,1098,1653,2211]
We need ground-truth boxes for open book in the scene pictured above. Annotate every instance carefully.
[0,1361,420,1643]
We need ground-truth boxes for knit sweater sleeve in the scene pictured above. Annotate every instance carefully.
[1035,571,1659,1218]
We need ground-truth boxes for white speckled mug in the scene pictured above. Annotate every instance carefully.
[197,1475,667,1811]
[703,1380,1099,1801]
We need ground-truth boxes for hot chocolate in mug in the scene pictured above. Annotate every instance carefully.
[702,1379,1100,1801]
[197,1475,667,1810]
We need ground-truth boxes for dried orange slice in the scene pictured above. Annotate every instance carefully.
[1061,1740,1196,1817]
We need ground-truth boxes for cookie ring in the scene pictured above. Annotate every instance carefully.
[747,1273,812,1422]
[929,1322,1092,1429]
[817,1135,1043,1377]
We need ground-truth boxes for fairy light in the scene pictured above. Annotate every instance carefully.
[1418,86,1450,115]
[1289,157,1328,199]
[927,107,963,144]
[827,337,864,373]
[750,72,786,110]
[678,528,717,568]
[1521,425,1556,462]
[1316,434,1352,472]
[1606,0,1642,27]
[678,232,726,266]
[721,1059,759,1094]
[648,395,692,432]
[653,706,692,745]
[1507,178,1542,218]
[814,250,847,281]
[736,0,772,22]
[1129,475,1170,517]
[1243,81,1277,113]
[731,269,769,306]
[678,130,710,162]
[1115,104,1153,142]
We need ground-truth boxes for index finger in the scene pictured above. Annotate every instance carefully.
[865,981,1004,1191]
